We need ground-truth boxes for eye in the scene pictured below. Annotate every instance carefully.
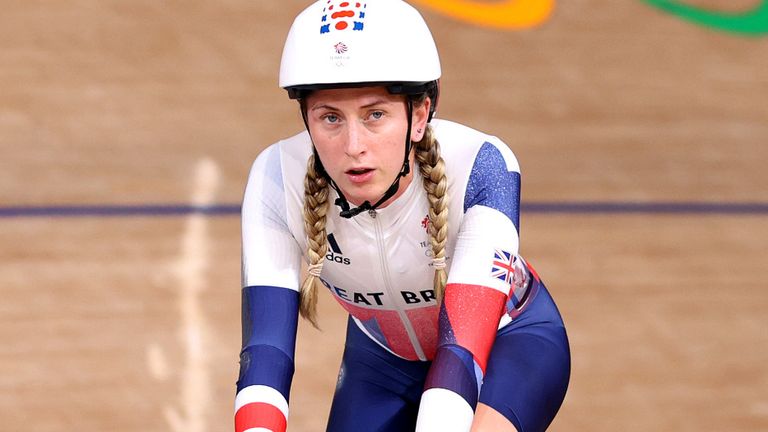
[369,110,384,120]
[322,113,340,124]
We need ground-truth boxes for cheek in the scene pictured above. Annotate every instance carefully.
[311,137,331,156]
[384,138,407,168]
[311,138,340,170]
[382,123,409,163]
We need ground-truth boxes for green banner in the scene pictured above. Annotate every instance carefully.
[642,0,768,36]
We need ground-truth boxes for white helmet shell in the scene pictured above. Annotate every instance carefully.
[279,0,441,93]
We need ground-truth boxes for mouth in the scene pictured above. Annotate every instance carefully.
[345,167,375,183]
[346,168,373,175]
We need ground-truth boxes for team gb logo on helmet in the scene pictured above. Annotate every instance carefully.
[320,1,367,64]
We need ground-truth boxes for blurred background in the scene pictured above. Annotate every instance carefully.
[1,1,767,431]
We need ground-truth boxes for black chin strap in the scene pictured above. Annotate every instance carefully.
[301,99,415,219]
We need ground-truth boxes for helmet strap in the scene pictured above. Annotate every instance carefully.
[299,98,415,219]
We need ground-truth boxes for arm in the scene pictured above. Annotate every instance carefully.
[235,146,303,432]
[236,287,298,432]
[416,141,522,431]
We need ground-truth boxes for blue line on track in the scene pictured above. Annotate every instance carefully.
[522,201,768,215]
[0,204,241,218]
[1,202,767,218]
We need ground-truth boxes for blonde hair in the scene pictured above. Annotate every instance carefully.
[299,113,449,326]
[413,125,449,301]
[299,154,330,328]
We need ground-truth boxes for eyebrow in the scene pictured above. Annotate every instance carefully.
[310,98,393,112]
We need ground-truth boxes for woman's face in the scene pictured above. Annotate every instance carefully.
[305,86,429,207]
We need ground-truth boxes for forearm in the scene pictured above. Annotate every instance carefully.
[415,283,507,431]
[235,285,300,432]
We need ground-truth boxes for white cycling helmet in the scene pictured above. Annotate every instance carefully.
[279,0,441,118]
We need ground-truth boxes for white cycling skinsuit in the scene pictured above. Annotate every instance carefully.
[235,119,569,432]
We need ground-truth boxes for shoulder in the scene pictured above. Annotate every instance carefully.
[243,131,313,218]
[431,119,522,226]
[248,130,313,179]
[244,130,313,201]
[431,119,520,174]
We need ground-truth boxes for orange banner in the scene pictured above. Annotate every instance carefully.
[411,0,555,30]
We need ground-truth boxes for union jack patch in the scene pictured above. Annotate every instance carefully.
[491,249,517,287]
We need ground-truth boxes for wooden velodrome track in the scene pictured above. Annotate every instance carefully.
[1,1,767,431]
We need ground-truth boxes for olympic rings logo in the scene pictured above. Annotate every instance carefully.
[410,0,768,36]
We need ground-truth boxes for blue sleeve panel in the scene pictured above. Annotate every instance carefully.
[237,285,300,397]
[237,345,295,397]
[463,142,522,231]
[424,344,481,410]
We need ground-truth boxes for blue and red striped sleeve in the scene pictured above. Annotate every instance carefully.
[236,144,303,432]
[235,286,299,432]
[416,141,522,431]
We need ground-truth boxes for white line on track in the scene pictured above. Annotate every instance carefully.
[161,157,220,432]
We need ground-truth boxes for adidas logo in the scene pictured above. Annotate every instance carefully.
[326,233,351,265]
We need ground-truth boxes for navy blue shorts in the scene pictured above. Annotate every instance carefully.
[325,281,571,432]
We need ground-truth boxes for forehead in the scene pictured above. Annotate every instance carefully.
[306,86,404,107]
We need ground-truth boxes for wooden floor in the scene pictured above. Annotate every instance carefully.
[1,1,767,431]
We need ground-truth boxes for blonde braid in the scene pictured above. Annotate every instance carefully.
[414,125,449,301]
[300,154,330,328]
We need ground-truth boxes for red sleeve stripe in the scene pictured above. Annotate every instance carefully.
[235,402,287,432]
[235,385,289,432]
[441,283,507,373]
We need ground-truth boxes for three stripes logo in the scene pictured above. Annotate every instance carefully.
[326,233,351,265]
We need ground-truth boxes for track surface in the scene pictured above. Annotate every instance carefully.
[1,1,767,431]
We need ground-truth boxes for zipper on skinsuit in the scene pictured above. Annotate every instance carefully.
[369,209,427,361]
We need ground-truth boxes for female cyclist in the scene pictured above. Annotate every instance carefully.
[235,1,570,431]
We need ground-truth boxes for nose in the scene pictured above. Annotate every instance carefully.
[343,120,366,158]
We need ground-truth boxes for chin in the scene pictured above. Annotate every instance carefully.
[336,174,393,205]
[344,187,383,206]
[348,194,377,206]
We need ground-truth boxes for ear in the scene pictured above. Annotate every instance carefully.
[410,97,431,142]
